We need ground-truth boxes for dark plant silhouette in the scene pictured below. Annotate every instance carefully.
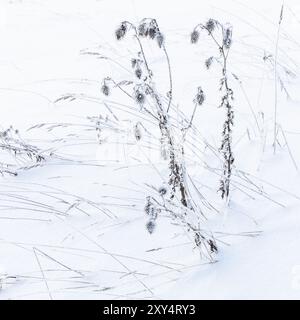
[191,19,234,201]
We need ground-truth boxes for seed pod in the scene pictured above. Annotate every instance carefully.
[146,220,156,234]
[115,22,127,40]
[148,27,157,39]
[206,19,216,33]
[101,83,110,96]
[138,23,147,37]
[190,30,199,44]
[194,87,205,106]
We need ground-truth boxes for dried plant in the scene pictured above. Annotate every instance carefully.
[191,19,235,201]
[102,19,190,207]
[100,18,217,259]
[0,126,48,175]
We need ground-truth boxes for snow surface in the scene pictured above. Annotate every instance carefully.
[0,0,300,299]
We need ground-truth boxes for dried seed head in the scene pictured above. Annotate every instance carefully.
[144,196,158,220]
[223,24,233,49]
[194,87,205,106]
[158,186,167,196]
[156,32,164,48]
[206,19,216,33]
[1,130,7,138]
[134,89,146,105]
[146,220,156,234]
[101,83,110,96]
[190,30,200,44]
[148,27,157,39]
[134,123,142,141]
[138,23,147,37]
[135,68,142,79]
[135,92,145,105]
[115,22,127,40]
[138,20,160,41]
[205,56,214,69]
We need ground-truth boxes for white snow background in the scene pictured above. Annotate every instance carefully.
[0,0,300,299]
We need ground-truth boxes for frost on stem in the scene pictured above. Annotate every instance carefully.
[218,23,234,200]
[191,19,235,201]
[219,91,234,199]
[168,145,188,208]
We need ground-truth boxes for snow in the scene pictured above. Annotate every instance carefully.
[0,0,300,300]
